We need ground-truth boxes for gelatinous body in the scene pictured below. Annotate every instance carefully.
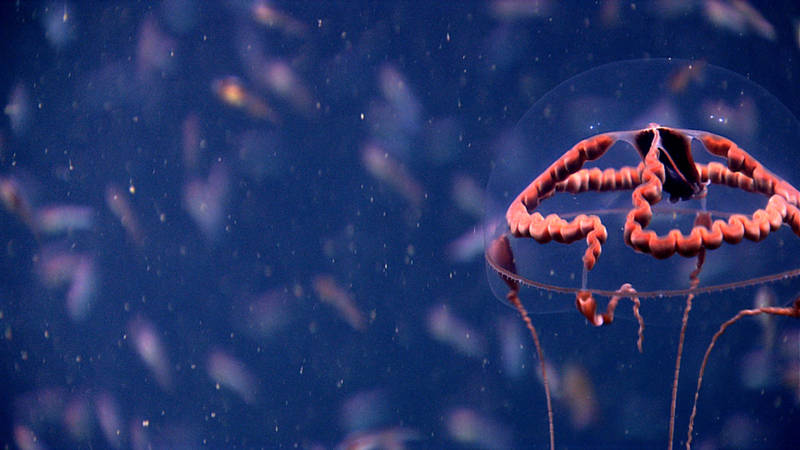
[484,59,800,449]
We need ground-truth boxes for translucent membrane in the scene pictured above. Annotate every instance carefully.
[485,59,800,311]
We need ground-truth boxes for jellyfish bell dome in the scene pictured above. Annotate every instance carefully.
[485,59,800,311]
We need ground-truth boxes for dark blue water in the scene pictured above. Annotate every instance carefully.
[1,1,799,448]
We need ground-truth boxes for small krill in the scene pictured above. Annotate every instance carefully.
[206,349,259,404]
[562,363,598,430]
[128,317,173,391]
[230,288,293,340]
[94,392,123,448]
[135,15,175,77]
[361,143,424,208]
[445,407,511,449]
[312,274,366,331]
[37,250,97,321]
[754,286,776,350]
[668,60,707,94]
[703,0,776,40]
[451,174,485,218]
[378,65,421,133]
[35,205,94,235]
[4,83,32,136]
[447,220,500,264]
[212,76,278,123]
[335,426,420,450]
[13,425,43,450]
[105,184,144,247]
[498,316,527,379]
[490,0,553,21]
[63,396,92,442]
[65,256,97,321]
[42,2,76,49]
[182,163,229,241]
[258,59,314,116]
[251,0,308,36]
[426,305,486,358]
[0,175,36,231]
[340,389,388,433]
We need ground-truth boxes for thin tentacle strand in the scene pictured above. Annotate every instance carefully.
[685,298,800,449]
[668,212,709,450]
[576,283,644,352]
[487,235,555,450]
